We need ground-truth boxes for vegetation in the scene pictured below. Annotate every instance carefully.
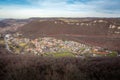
[45,52,75,57]
[107,51,118,57]
[0,54,120,80]
[0,18,120,80]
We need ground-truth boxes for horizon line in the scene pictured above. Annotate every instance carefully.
[1,17,120,20]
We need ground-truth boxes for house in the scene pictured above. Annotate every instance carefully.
[5,34,12,40]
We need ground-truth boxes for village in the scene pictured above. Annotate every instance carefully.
[0,33,118,57]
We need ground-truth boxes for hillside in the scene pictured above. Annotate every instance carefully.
[0,54,120,80]
[18,19,111,37]
[18,18,120,51]
[0,18,120,80]
[0,19,29,33]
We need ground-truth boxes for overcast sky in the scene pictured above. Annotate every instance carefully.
[0,0,120,18]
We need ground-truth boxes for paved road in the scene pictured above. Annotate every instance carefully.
[4,36,12,53]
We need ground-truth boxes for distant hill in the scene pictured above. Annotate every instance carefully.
[0,19,30,33]
[0,21,10,28]
[18,18,120,36]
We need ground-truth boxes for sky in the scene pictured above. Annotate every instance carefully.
[0,0,120,18]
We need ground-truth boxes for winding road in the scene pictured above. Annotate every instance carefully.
[4,35,12,53]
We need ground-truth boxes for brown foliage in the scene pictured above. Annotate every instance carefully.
[0,54,120,80]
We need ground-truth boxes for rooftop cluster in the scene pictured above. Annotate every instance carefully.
[1,33,118,57]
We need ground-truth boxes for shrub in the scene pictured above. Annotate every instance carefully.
[0,54,120,80]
